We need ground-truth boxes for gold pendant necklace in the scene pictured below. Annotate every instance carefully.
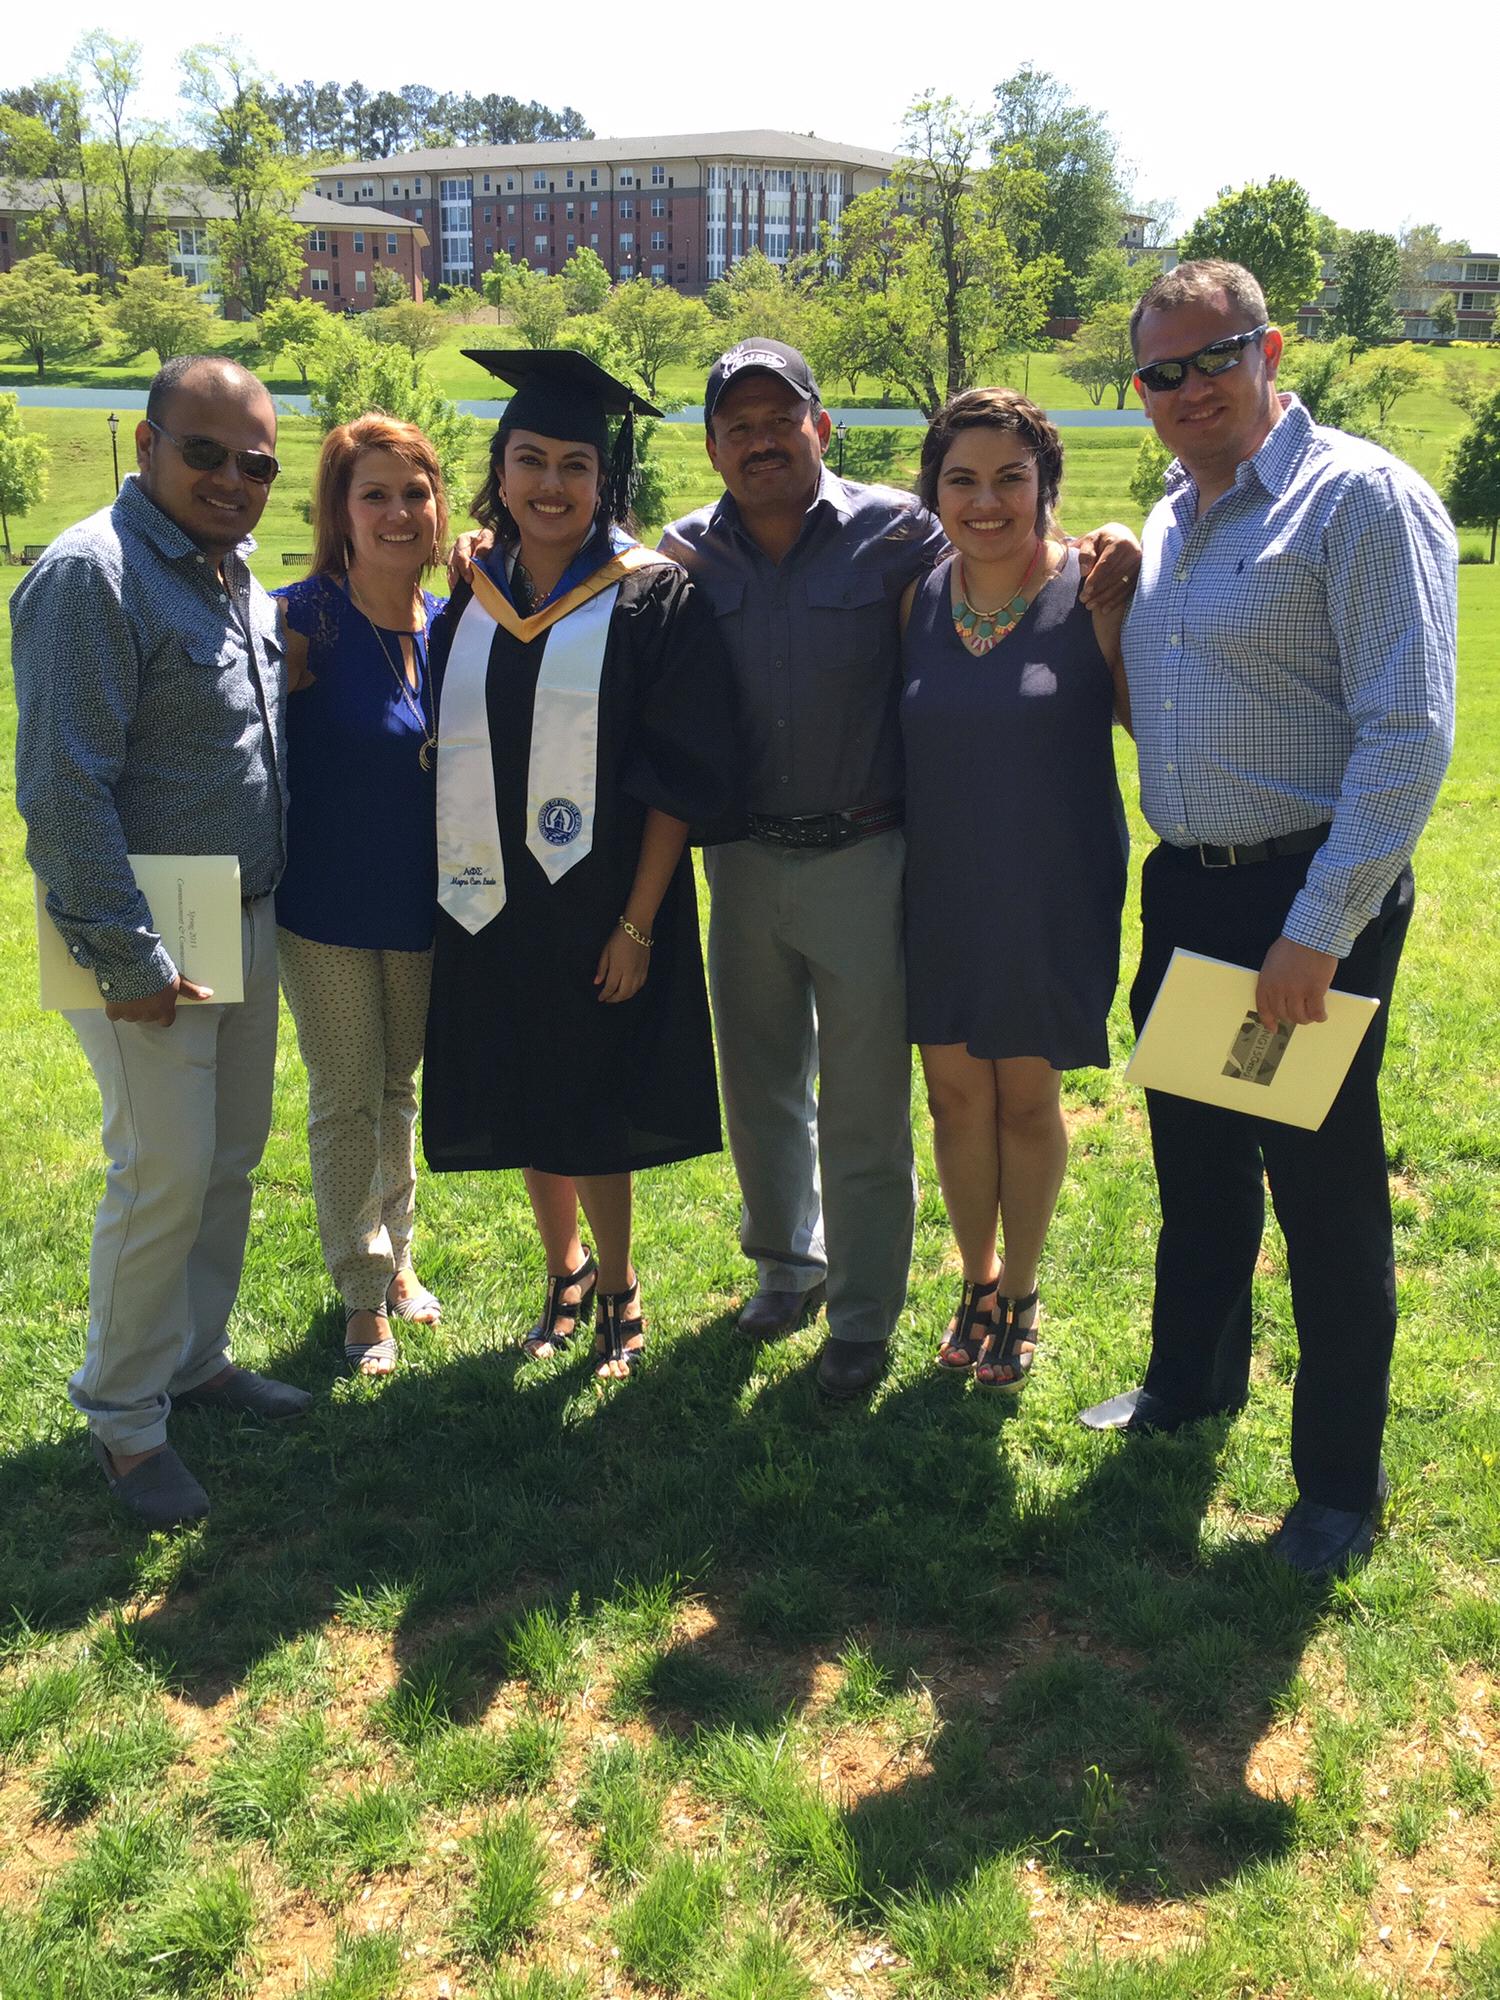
[347,580,436,771]
[953,539,1045,656]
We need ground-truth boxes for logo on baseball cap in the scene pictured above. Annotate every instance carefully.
[704,339,821,426]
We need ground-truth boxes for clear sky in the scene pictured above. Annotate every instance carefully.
[5,1,1497,249]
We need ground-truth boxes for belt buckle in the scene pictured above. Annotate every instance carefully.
[1198,842,1235,869]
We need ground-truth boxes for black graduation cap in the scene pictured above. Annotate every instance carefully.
[463,348,662,522]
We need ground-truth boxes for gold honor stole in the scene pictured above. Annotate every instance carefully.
[436,544,675,934]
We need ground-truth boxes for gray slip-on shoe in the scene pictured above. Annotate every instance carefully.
[172,1367,312,1419]
[91,1436,209,1531]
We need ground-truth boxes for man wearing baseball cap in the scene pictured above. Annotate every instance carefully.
[662,340,944,1398]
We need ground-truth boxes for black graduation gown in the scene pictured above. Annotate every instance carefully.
[422,557,737,1176]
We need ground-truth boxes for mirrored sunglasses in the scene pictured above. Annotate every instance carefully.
[147,418,280,484]
[1135,324,1270,394]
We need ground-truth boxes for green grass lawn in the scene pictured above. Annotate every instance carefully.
[0,416,1496,1998]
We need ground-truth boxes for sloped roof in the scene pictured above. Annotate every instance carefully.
[314,129,904,177]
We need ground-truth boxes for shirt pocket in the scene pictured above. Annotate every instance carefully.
[1196,542,1329,675]
[804,567,892,671]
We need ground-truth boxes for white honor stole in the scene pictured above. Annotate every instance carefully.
[436,542,675,934]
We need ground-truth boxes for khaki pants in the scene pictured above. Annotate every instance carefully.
[68,898,280,1456]
[277,929,433,1314]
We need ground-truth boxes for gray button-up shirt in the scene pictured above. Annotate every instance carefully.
[661,470,944,816]
[11,476,287,1001]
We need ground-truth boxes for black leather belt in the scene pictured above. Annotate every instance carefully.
[1165,823,1332,869]
[746,801,903,849]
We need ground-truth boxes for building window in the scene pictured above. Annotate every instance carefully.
[566,234,575,250]
[355,269,367,292]
[508,238,517,254]
[651,232,666,251]
[414,207,422,222]
[619,232,633,251]
[566,202,575,219]
[308,229,328,253]
[651,164,665,184]
[565,169,574,188]
[413,179,422,194]
[534,235,549,257]
[651,197,666,217]
[532,172,547,190]
[506,175,515,191]
[387,233,398,254]
[310,269,330,292]
[619,168,635,186]
[651,263,666,279]
[534,203,548,221]
[619,199,633,219]
[353,229,365,252]
[590,233,599,247]
[590,168,598,187]
[335,180,344,198]
[482,174,490,191]
[590,200,599,217]
[359,182,374,199]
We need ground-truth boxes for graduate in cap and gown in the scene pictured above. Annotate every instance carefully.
[424,350,737,1380]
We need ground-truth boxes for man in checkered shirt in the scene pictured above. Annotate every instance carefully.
[1079,261,1457,1579]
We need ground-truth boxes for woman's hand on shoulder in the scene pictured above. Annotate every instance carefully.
[1073,522,1141,610]
[447,528,495,591]
[595,924,650,1004]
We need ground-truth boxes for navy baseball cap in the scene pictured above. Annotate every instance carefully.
[703,339,821,426]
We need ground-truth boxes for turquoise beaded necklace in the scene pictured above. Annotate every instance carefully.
[953,538,1045,656]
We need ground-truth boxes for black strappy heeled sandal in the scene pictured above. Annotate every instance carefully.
[521,1249,598,1360]
[936,1273,1001,1372]
[975,1289,1041,1391]
[594,1275,647,1379]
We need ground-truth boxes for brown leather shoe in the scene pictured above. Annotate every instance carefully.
[737,1282,826,1339]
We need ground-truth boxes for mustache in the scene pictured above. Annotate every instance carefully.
[743,451,790,471]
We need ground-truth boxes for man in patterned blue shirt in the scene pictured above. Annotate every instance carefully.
[1078,262,1457,1578]
[12,355,310,1532]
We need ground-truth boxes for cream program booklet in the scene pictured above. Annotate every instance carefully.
[1125,949,1379,1131]
[36,855,244,1010]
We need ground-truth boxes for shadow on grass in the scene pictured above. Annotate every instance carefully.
[0,1300,1325,1898]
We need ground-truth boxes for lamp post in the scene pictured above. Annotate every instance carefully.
[107,411,121,494]
[834,418,848,476]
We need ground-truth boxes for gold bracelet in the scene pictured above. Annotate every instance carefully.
[619,916,653,949]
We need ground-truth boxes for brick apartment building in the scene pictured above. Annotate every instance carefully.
[1296,252,1498,342]
[307,129,905,294]
[0,186,427,317]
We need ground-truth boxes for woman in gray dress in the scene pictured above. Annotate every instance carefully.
[900,389,1133,1388]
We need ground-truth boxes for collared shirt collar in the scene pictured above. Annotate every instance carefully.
[708,462,856,544]
[112,472,258,565]
[1163,393,1311,506]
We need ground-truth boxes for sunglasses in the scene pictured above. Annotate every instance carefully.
[1134,324,1270,394]
[147,418,280,484]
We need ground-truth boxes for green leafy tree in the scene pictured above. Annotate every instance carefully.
[605,279,713,399]
[1177,176,1322,323]
[699,248,824,354]
[1128,432,1172,514]
[1058,302,1137,408]
[560,245,611,315]
[826,95,1061,417]
[1443,354,1496,418]
[0,253,98,377]
[482,259,567,349]
[992,64,1125,318]
[1444,389,1500,562]
[309,322,474,511]
[0,392,50,557]
[179,43,309,314]
[1396,221,1467,298]
[365,297,446,360]
[1352,349,1426,423]
[1429,292,1459,340]
[0,77,115,281]
[75,32,180,273]
[439,285,484,321]
[556,313,631,374]
[1279,336,1376,434]
[1330,231,1403,355]
[110,264,217,365]
[257,296,326,385]
[371,265,410,306]
[1076,246,1134,311]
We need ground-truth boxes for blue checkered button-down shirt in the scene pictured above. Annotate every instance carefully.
[11,477,287,1001]
[1123,396,1456,957]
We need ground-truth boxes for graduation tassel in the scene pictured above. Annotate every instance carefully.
[607,406,639,523]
